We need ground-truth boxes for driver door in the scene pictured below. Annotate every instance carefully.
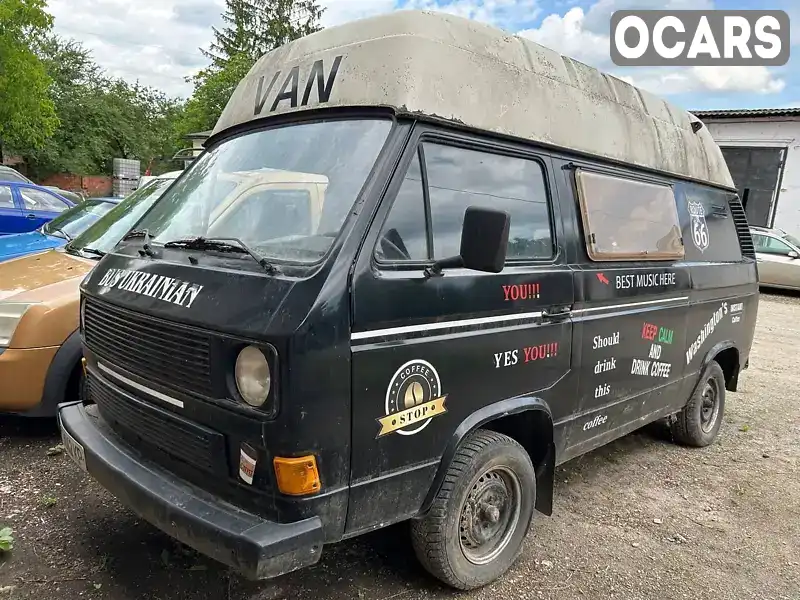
[346,127,574,534]
[752,233,800,288]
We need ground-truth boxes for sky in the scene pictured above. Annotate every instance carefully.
[46,0,800,112]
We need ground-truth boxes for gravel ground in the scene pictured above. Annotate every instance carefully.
[1,292,798,600]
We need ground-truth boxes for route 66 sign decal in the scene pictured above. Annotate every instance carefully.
[687,200,709,252]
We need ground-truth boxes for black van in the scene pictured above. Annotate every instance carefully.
[58,10,759,591]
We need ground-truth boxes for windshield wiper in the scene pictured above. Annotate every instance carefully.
[162,236,279,274]
[48,227,73,241]
[123,228,157,257]
[79,247,106,259]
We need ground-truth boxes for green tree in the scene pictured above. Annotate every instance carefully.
[0,0,58,159]
[26,35,186,178]
[204,0,324,68]
[178,0,324,134]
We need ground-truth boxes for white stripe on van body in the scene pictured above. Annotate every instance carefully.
[349,296,689,343]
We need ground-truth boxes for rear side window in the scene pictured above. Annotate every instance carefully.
[0,185,14,209]
[376,142,554,263]
[679,185,743,262]
[575,169,683,261]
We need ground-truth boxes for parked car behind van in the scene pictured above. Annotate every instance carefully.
[0,197,120,263]
[0,165,85,204]
[750,226,800,290]
[59,10,758,591]
[0,173,178,417]
[0,180,76,236]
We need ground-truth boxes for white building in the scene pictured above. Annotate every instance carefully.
[693,108,800,234]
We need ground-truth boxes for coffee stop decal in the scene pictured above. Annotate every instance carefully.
[377,360,448,438]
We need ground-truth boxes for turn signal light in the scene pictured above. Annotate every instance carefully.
[273,455,321,496]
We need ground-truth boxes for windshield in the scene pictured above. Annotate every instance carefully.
[782,232,800,248]
[133,118,392,264]
[67,178,175,255]
[43,199,116,239]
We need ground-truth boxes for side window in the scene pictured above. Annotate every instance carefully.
[575,169,683,261]
[760,236,794,256]
[19,188,69,213]
[425,144,553,260]
[752,234,766,252]
[0,185,14,209]
[376,141,554,263]
[375,152,428,262]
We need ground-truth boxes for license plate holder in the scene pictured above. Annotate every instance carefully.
[60,421,87,473]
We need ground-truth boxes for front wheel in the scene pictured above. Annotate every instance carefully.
[411,430,536,590]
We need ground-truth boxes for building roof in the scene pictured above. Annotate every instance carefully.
[692,108,800,119]
[213,10,734,189]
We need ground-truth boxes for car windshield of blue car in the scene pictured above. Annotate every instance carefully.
[43,199,116,240]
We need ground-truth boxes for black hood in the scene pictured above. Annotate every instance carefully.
[81,250,316,339]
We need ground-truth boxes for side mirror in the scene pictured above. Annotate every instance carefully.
[789,251,798,259]
[425,206,510,277]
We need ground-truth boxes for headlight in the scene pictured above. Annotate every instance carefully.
[235,345,271,407]
[0,303,35,347]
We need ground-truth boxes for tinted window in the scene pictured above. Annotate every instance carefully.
[575,169,683,261]
[19,188,69,212]
[376,142,554,263]
[375,153,427,262]
[0,185,14,209]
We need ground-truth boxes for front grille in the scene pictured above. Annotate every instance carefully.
[729,196,755,258]
[90,375,227,474]
[84,297,212,399]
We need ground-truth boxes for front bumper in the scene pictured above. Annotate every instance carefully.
[57,401,324,580]
[0,346,59,412]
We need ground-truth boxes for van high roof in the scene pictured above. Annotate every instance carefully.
[213,9,734,190]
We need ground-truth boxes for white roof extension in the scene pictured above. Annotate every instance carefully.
[214,10,735,189]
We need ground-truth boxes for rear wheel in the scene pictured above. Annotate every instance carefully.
[671,361,726,447]
[411,430,536,590]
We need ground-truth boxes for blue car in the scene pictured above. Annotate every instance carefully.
[0,197,120,263]
[0,181,77,236]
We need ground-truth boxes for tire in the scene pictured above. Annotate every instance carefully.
[411,430,536,590]
[671,361,726,447]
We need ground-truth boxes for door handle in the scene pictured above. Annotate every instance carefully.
[26,213,36,219]
[542,306,572,320]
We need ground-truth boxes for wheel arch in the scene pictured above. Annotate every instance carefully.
[30,329,83,417]
[419,396,556,518]
[700,342,740,392]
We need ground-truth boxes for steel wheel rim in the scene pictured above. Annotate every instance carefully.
[458,465,522,566]
[700,377,720,433]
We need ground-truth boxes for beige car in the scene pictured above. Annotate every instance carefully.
[750,226,800,290]
[0,174,178,416]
